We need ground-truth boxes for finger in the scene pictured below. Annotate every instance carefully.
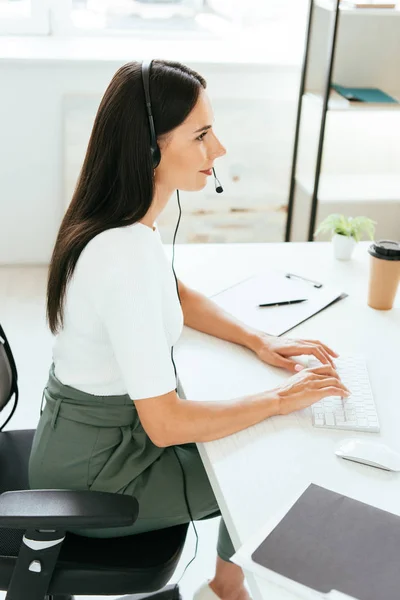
[302,339,339,358]
[305,343,335,367]
[301,345,335,367]
[281,341,335,367]
[309,372,344,384]
[270,355,299,373]
[319,386,350,399]
[306,364,339,377]
[312,377,350,393]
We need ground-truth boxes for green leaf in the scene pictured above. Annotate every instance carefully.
[314,213,377,240]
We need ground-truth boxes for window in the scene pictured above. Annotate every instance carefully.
[0,0,49,34]
[52,0,307,39]
[0,0,307,40]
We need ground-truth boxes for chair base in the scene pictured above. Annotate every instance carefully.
[117,583,182,600]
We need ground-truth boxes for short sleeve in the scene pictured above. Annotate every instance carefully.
[88,241,177,400]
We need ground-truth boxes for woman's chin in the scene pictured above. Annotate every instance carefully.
[197,178,209,190]
[179,181,208,192]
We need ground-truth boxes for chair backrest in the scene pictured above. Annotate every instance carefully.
[0,323,19,430]
[0,429,34,493]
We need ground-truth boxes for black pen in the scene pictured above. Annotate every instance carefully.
[258,299,308,307]
[285,273,323,288]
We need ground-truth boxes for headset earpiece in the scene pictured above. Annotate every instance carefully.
[141,60,161,169]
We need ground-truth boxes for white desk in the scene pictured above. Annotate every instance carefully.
[170,241,400,600]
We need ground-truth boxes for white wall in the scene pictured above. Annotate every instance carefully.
[1,62,121,264]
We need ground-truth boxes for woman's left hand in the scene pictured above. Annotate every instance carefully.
[252,332,339,373]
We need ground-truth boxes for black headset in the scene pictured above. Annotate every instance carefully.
[141,60,162,169]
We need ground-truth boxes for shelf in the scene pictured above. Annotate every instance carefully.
[315,0,400,15]
[287,0,400,242]
[304,90,400,111]
[295,173,400,202]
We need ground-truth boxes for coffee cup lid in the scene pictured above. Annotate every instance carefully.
[368,239,400,261]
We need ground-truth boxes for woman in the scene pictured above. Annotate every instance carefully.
[29,59,350,600]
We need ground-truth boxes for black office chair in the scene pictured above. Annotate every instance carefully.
[0,322,189,600]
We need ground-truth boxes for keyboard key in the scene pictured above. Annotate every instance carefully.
[310,355,379,433]
[325,413,335,426]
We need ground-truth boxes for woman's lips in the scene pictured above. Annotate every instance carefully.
[200,169,212,176]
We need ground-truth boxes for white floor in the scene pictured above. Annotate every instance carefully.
[0,266,223,600]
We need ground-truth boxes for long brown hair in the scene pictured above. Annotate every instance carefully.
[47,60,206,334]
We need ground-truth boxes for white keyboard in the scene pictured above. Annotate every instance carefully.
[309,356,380,433]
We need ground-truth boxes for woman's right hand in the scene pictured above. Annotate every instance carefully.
[274,364,351,416]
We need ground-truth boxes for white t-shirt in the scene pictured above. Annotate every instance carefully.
[53,222,184,400]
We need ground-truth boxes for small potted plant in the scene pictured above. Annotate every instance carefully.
[314,214,377,260]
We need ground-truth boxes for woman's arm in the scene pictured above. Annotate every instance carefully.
[177,279,261,351]
[134,389,280,447]
[134,363,348,447]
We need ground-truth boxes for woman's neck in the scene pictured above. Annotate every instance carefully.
[139,182,175,230]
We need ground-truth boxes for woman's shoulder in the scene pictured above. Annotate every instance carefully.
[78,224,159,280]
[82,224,148,257]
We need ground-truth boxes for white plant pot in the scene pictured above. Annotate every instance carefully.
[332,233,357,260]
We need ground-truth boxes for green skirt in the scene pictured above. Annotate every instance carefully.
[28,364,235,561]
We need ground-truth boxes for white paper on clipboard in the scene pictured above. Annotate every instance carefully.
[211,270,348,337]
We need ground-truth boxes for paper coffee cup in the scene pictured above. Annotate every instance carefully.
[367,240,400,310]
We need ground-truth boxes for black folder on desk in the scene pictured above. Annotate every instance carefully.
[251,483,400,600]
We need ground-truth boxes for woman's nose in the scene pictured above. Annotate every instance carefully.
[218,142,227,157]
[212,138,227,159]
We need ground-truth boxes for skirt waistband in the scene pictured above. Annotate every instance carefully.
[43,363,138,429]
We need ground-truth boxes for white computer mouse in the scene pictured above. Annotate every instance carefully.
[335,438,400,471]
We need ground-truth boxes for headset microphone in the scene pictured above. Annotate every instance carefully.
[212,168,223,193]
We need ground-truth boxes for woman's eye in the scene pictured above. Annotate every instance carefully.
[196,131,208,141]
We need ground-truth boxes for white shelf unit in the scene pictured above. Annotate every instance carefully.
[306,4,400,93]
[290,173,400,241]
[287,1,400,242]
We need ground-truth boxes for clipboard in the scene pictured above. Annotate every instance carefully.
[211,270,348,337]
[233,483,400,600]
